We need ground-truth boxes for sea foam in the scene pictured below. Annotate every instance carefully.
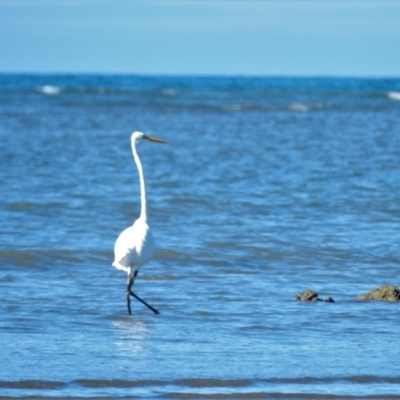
[388,91,400,101]
[37,85,61,95]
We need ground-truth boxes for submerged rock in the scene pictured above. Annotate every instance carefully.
[356,285,400,302]
[294,289,335,303]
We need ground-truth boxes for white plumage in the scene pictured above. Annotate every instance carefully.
[112,218,155,273]
[113,131,166,315]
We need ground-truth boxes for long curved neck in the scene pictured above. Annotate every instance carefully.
[131,142,147,222]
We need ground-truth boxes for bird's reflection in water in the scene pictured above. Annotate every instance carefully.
[111,317,149,355]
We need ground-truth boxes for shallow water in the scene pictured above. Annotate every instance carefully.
[0,74,400,399]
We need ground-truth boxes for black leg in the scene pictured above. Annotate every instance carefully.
[126,291,131,315]
[126,271,138,315]
[126,270,159,315]
[129,290,159,315]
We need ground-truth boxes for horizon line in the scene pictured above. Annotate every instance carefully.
[1,71,399,79]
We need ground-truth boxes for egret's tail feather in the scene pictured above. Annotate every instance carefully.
[112,261,130,273]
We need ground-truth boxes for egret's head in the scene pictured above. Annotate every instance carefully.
[131,131,167,146]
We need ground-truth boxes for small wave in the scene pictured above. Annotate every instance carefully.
[3,375,400,389]
[289,102,331,112]
[289,103,310,112]
[0,249,85,268]
[37,85,61,95]
[161,88,177,96]
[219,102,330,113]
[388,91,400,101]
[5,201,33,210]
[222,104,247,111]
[0,380,64,389]
[2,376,400,399]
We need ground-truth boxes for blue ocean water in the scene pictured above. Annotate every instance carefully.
[0,74,399,399]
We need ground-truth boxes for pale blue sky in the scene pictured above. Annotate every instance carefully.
[1,0,399,76]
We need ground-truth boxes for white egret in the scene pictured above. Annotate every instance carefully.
[112,131,166,315]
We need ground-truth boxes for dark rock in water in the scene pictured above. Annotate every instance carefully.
[294,289,335,303]
[323,297,335,303]
[294,289,318,301]
[356,284,400,302]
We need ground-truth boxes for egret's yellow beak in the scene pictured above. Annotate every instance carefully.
[144,135,167,144]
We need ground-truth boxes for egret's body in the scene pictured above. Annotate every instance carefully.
[112,218,154,274]
[113,131,166,315]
